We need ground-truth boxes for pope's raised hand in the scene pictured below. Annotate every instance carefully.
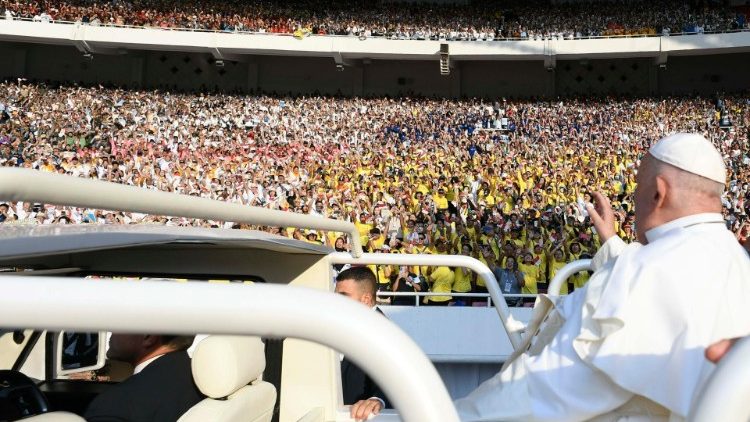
[586,191,616,243]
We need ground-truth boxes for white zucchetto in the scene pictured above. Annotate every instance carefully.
[649,133,726,185]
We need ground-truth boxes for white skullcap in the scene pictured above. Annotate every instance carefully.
[649,133,726,185]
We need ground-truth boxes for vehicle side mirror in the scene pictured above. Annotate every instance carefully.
[55,331,107,377]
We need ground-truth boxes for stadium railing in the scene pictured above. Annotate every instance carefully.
[376,291,539,307]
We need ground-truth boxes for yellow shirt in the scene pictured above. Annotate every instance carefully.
[475,255,489,287]
[434,195,449,210]
[518,263,539,295]
[571,270,590,289]
[368,236,386,252]
[368,264,391,285]
[410,246,431,276]
[534,253,547,282]
[548,260,569,295]
[452,267,473,293]
[429,266,454,302]
[416,183,430,195]
[355,221,373,237]
[355,221,373,246]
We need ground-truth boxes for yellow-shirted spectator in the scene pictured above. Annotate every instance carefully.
[571,268,591,290]
[365,227,386,252]
[434,188,449,211]
[367,245,394,288]
[453,267,473,294]
[40,158,55,172]
[532,244,547,284]
[426,240,453,305]
[518,252,541,296]
[355,213,373,237]
[304,231,323,245]
[478,226,501,258]
[411,191,425,213]
[354,212,373,245]
[548,246,569,295]
[406,232,431,276]
[427,265,454,305]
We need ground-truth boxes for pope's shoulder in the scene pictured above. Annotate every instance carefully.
[636,224,746,268]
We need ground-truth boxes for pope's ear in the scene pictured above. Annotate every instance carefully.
[654,175,669,209]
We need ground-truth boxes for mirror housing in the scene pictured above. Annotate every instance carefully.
[55,331,107,377]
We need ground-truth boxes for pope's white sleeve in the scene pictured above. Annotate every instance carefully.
[522,328,634,422]
[455,340,634,422]
[591,236,627,272]
[455,288,634,422]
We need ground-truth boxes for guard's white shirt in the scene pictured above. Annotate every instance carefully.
[133,354,163,375]
[456,213,750,421]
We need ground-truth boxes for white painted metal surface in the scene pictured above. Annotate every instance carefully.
[382,306,532,363]
[0,168,363,257]
[546,259,592,296]
[690,336,750,422]
[0,276,459,422]
[328,252,523,350]
[338,408,402,421]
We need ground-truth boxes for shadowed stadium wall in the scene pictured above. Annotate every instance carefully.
[0,42,747,98]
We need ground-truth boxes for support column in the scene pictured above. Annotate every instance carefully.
[130,56,144,88]
[546,67,556,98]
[12,48,27,78]
[247,60,259,94]
[449,62,461,98]
[543,39,557,98]
[351,64,364,97]
[648,63,659,96]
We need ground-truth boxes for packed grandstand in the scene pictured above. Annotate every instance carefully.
[0,80,748,298]
[2,0,748,39]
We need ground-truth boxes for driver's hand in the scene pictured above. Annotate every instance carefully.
[350,398,383,421]
[586,191,616,243]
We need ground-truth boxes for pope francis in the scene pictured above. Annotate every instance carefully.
[455,133,750,422]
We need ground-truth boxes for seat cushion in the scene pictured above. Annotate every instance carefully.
[21,412,86,422]
[177,382,277,422]
[191,336,265,399]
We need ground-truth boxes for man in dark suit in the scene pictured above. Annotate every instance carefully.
[85,334,203,422]
[334,266,390,421]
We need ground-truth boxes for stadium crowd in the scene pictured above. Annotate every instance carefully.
[0,82,748,303]
[2,0,747,40]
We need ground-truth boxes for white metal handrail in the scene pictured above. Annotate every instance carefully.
[378,292,538,297]
[0,276,459,422]
[328,252,523,350]
[4,16,749,40]
[689,336,750,422]
[547,259,592,296]
[0,168,365,257]
[377,291,538,307]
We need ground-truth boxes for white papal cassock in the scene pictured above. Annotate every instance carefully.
[456,213,750,422]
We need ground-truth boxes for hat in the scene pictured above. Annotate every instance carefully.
[649,133,726,184]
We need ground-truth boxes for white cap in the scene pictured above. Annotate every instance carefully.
[649,133,726,185]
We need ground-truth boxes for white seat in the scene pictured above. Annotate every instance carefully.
[178,336,277,422]
[22,412,85,422]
